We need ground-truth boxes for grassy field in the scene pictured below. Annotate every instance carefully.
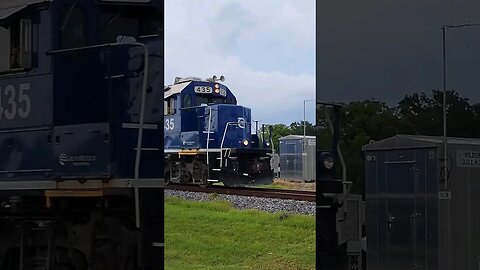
[164,196,315,270]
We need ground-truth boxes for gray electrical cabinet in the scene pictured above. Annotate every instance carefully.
[363,135,480,270]
[279,135,316,181]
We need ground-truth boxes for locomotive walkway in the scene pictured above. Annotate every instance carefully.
[165,184,316,202]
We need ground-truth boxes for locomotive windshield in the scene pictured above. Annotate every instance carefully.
[99,7,162,43]
[195,96,232,106]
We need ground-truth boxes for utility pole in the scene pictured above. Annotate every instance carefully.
[303,99,314,151]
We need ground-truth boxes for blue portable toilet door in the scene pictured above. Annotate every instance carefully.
[384,150,427,270]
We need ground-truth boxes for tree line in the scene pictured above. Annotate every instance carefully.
[318,90,480,194]
[269,121,316,151]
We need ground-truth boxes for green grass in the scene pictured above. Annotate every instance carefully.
[164,197,315,270]
[248,183,286,189]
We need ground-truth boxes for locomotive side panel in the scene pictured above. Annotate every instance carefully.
[0,4,55,180]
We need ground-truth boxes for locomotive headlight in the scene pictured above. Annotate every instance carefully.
[323,156,334,170]
[215,88,220,94]
[319,152,335,170]
[242,139,249,146]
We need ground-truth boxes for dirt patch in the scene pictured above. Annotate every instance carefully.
[273,179,316,191]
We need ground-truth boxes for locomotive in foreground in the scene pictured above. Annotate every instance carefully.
[317,102,365,270]
[0,0,163,269]
[164,76,274,187]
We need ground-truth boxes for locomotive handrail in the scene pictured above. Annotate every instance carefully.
[205,105,212,167]
[177,104,217,167]
[319,103,347,182]
[47,42,144,55]
[179,105,217,110]
[220,122,239,168]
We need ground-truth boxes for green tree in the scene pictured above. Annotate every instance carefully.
[396,90,480,138]
[331,90,480,195]
[289,121,316,136]
[269,121,315,151]
[270,124,291,151]
[339,100,401,193]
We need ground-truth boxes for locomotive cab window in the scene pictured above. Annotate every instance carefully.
[183,94,192,108]
[0,17,32,72]
[165,96,176,115]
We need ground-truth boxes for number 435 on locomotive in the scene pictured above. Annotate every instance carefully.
[164,76,274,187]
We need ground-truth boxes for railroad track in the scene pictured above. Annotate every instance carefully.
[165,184,316,202]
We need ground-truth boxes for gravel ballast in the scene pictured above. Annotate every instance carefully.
[165,189,315,215]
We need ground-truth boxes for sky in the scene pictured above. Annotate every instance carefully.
[317,0,480,106]
[165,0,315,125]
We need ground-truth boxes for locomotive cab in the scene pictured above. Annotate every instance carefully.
[0,1,164,269]
[164,76,274,187]
[0,0,164,180]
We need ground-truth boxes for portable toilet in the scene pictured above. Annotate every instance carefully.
[279,135,316,181]
[363,134,480,270]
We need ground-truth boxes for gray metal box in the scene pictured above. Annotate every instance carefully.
[279,135,315,181]
[363,135,480,270]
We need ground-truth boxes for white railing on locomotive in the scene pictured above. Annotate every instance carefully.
[261,124,274,151]
[251,121,274,151]
[220,118,249,168]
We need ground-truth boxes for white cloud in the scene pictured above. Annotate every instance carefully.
[165,0,315,124]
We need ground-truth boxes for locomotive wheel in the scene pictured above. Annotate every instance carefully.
[164,171,171,185]
[198,171,210,188]
[198,182,211,187]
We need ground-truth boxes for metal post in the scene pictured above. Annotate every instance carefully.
[303,99,314,151]
[442,26,448,189]
[439,22,480,188]
[303,100,306,140]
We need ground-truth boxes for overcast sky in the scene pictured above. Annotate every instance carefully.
[165,0,315,125]
[317,0,480,105]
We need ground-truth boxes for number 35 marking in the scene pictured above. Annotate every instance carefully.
[165,118,175,131]
[0,83,31,120]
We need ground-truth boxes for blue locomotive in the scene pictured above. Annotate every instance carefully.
[164,76,274,187]
[0,0,163,269]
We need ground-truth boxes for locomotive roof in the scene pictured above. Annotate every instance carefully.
[0,0,51,19]
[164,81,191,99]
[0,0,51,18]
